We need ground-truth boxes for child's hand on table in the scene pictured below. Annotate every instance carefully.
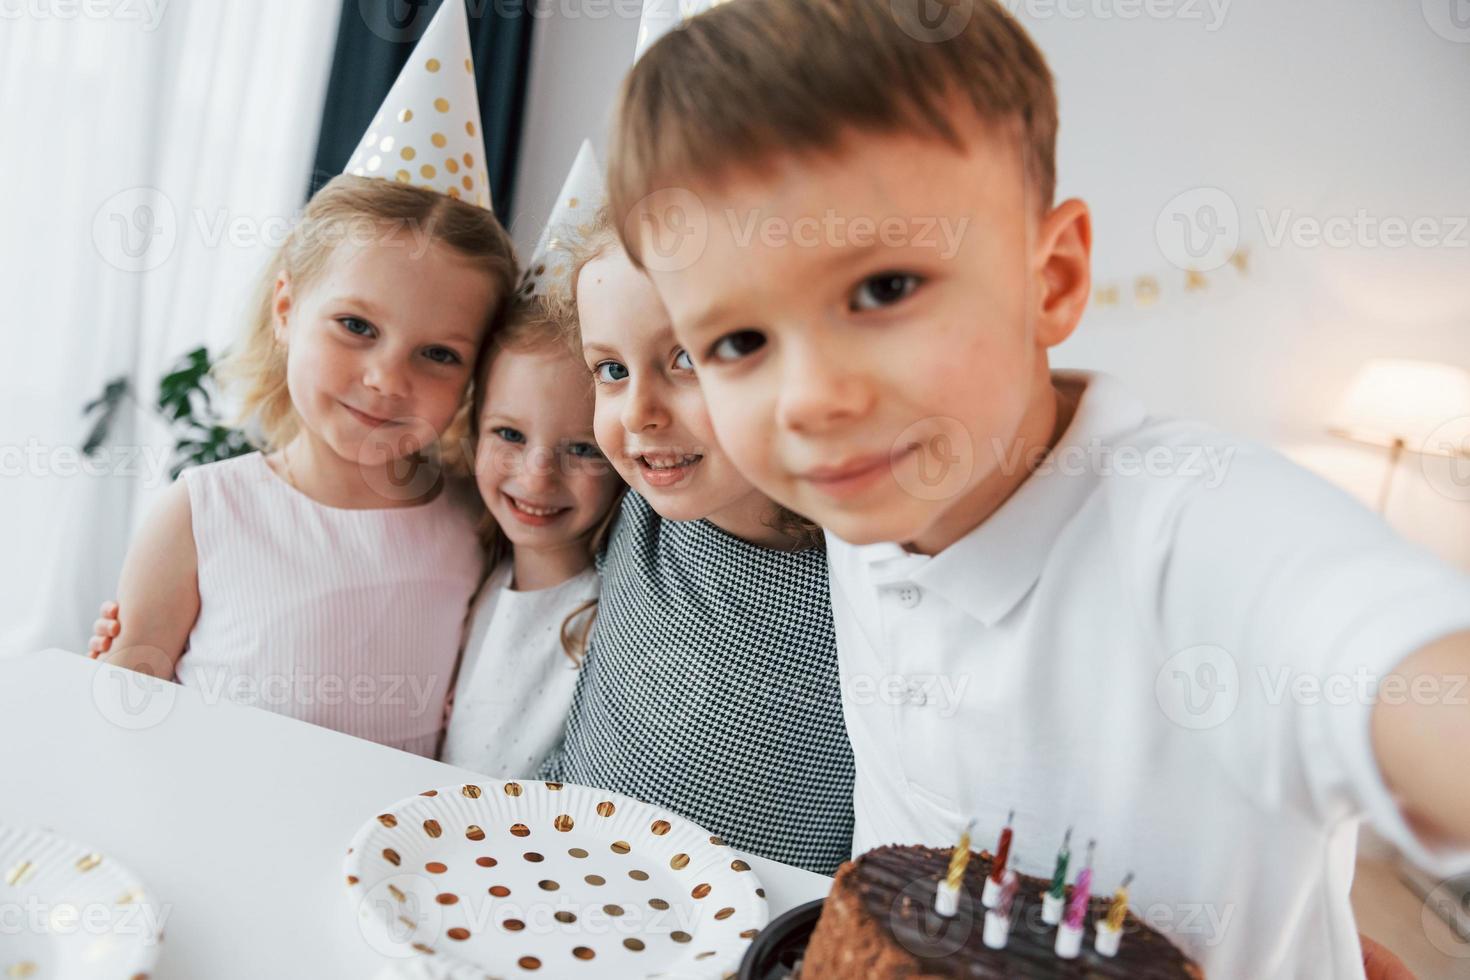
[88,600,120,659]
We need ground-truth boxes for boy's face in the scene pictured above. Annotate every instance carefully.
[643,116,1087,551]
[575,243,767,525]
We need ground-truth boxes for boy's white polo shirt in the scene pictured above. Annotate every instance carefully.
[825,370,1470,979]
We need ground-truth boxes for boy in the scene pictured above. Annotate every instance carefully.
[602,0,1470,975]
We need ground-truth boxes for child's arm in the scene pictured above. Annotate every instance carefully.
[99,479,200,679]
[1372,629,1470,842]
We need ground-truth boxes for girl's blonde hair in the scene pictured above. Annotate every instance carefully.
[549,205,823,553]
[217,174,519,462]
[470,296,626,664]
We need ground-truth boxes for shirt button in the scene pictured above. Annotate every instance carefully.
[894,585,922,609]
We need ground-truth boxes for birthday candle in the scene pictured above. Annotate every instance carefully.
[934,819,975,917]
[948,819,974,891]
[1047,827,1073,899]
[996,869,1020,919]
[1106,872,1134,931]
[989,809,1015,885]
[1063,840,1096,930]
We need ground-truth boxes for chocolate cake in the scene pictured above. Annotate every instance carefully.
[798,845,1203,978]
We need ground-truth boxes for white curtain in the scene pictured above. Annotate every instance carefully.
[0,2,339,657]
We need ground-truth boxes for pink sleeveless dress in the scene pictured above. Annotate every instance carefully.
[174,452,484,756]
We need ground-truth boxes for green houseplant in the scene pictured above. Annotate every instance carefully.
[83,346,254,479]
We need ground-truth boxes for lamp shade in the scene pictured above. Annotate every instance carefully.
[1329,358,1470,456]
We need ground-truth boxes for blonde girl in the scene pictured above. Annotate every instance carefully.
[95,175,517,757]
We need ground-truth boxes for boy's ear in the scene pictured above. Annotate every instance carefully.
[1033,198,1092,349]
[272,273,293,343]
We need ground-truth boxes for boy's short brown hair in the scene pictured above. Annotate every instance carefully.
[607,0,1058,266]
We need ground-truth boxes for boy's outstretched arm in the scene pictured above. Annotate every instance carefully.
[1373,629,1470,843]
[99,478,200,680]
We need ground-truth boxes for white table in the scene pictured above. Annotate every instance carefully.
[1,650,833,978]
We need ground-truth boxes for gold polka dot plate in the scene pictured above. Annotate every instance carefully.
[0,824,163,979]
[344,781,769,978]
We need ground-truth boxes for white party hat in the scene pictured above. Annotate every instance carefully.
[518,139,606,299]
[634,0,732,61]
[344,0,493,210]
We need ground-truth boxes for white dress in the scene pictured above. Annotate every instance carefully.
[439,560,600,777]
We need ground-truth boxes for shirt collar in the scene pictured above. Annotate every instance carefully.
[854,371,1148,627]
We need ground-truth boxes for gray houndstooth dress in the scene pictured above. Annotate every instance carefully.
[538,491,856,874]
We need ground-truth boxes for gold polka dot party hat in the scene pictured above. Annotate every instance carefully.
[344,0,492,210]
[518,139,605,299]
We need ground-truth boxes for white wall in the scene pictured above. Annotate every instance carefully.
[510,0,1470,566]
[506,3,640,258]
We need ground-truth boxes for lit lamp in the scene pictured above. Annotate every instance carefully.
[1329,358,1470,513]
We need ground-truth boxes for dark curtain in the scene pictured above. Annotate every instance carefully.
[307,0,535,222]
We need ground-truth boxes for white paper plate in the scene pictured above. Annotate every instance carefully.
[344,781,770,979]
[0,825,164,979]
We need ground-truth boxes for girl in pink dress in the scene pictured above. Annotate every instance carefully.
[96,175,517,756]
